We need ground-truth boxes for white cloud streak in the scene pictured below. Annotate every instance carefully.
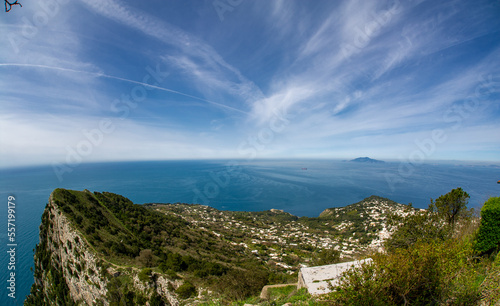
[0,63,249,115]
[78,0,264,106]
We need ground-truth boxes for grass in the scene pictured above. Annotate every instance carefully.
[267,285,297,300]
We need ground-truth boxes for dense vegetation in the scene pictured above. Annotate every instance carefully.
[325,188,500,305]
[26,188,499,305]
[475,196,500,255]
[32,189,270,304]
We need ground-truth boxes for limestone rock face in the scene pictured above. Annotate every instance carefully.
[40,194,109,305]
[155,276,182,306]
[27,190,180,305]
[132,274,181,306]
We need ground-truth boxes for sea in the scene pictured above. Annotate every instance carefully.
[0,159,499,305]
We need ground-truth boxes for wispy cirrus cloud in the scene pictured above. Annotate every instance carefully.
[1,0,498,167]
[241,0,499,161]
[78,0,264,109]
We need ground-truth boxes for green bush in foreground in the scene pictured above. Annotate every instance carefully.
[475,196,500,254]
[330,238,479,305]
[176,281,197,299]
[327,191,500,305]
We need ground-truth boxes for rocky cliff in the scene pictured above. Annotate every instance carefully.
[25,189,415,305]
[25,189,181,306]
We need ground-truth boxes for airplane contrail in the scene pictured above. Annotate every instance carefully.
[0,63,249,115]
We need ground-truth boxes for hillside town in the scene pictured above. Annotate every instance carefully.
[151,196,417,272]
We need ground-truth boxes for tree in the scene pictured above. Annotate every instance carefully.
[430,187,470,227]
[138,268,152,283]
[215,266,269,301]
[150,291,168,306]
[475,196,500,254]
[165,253,187,272]
[137,249,154,267]
[385,210,450,251]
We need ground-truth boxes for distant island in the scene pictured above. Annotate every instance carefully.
[349,157,385,163]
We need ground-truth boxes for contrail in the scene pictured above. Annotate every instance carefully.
[0,63,249,115]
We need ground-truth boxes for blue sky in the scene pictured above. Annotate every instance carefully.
[1,0,499,168]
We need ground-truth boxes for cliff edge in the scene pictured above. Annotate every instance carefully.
[25,189,180,306]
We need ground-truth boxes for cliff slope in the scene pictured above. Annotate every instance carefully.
[25,189,413,305]
[25,189,184,305]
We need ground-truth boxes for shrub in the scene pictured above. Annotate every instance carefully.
[214,266,269,301]
[479,259,500,304]
[138,268,152,283]
[475,197,500,254]
[316,248,340,266]
[176,281,197,299]
[331,238,478,305]
[164,269,180,280]
[149,291,167,306]
[385,210,450,251]
[164,253,188,272]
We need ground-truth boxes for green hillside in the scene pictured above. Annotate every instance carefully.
[26,188,499,305]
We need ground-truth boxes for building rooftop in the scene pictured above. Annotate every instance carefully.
[298,258,372,295]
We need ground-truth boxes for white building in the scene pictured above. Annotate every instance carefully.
[297,258,372,295]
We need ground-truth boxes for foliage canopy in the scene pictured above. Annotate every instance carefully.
[475,196,500,254]
[429,187,470,226]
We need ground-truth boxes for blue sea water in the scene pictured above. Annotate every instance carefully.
[0,159,499,305]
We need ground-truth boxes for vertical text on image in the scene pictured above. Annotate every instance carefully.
[6,195,17,299]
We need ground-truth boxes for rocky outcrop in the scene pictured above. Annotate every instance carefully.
[25,192,110,305]
[26,190,180,305]
[48,193,109,304]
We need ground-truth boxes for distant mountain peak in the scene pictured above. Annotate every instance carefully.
[350,157,384,163]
